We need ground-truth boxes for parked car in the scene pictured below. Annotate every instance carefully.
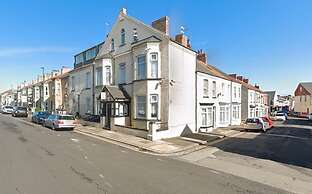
[277,111,288,120]
[244,118,270,132]
[43,114,78,130]
[1,105,14,114]
[273,113,287,121]
[32,112,50,124]
[308,113,312,121]
[261,116,274,128]
[12,106,28,117]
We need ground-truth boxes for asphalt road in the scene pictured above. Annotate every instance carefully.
[0,114,288,194]
[213,117,312,172]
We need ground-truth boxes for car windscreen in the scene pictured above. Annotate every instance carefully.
[17,107,27,111]
[276,113,284,116]
[5,106,13,109]
[246,119,256,123]
[59,116,75,120]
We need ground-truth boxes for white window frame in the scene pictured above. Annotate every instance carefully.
[121,29,126,45]
[212,81,217,98]
[203,79,209,97]
[85,72,91,89]
[150,94,159,118]
[150,52,158,78]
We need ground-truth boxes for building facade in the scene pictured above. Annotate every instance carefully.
[294,82,312,115]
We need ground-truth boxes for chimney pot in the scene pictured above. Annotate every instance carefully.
[243,78,249,84]
[237,76,243,81]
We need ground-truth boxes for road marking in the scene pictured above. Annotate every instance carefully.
[121,150,127,153]
[71,138,80,143]
[99,174,104,178]
[84,156,88,160]
[57,134,61,137]
[157,158,163,161]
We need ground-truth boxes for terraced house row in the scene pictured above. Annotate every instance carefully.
[0,9,269,140]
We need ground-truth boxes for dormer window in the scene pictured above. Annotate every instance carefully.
[111,39,115,51]
[121,28,125,45]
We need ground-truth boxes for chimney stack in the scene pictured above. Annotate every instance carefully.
[175,33,191,48]
[255,84,260,89]
[197,49,208,64]
[243,78,249,84]
[229,74,237,79]
[152,16,170,36]
[237,76,243,81]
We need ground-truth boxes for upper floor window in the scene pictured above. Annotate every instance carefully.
[212,81,216,98]
[121,29,126,45]
[203,79,209,97]
[71,76,75,91]
[111,39,115,51]
[85,48,97,61]
[238,87,241,98]
[86,72,91,89]
[234,86,237,98]
[96,67,103,86]
[221,83,225,96]
[137,55,146,80]
[105,66,111,84]
[75,53,84,65]
[150,53,158,78]
[119,63,126,84]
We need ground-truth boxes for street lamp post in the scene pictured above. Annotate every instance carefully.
[40,67,45,111]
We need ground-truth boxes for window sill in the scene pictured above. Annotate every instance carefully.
[119,43,126,47]
[203,96,209,98]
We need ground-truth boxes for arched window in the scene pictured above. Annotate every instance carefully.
[121,28,125,45]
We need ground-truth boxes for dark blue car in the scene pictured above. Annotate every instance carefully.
[31,112,51,124]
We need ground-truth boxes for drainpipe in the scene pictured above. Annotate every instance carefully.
[195,71,198,132]
[92,62,95,114]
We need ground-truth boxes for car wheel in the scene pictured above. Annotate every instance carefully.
[52,124,56,130]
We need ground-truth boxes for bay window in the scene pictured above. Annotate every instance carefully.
[150,94,158,118]
[118,63,126,84]
[136,96,146,118]
[96,67,103,86]
[137,55,146,80]
[150,53,158,78]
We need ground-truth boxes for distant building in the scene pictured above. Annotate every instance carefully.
[294,82,312,115]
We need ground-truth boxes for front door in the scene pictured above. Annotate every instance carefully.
[105,103,111,129]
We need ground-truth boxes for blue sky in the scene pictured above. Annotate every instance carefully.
[1,0,312,95]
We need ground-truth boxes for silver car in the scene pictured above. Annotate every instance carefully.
[43,114,77,130]
[244,118,270,132]
[1,106,14,114]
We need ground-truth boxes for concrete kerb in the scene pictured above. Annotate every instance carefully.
[74,128,204,156]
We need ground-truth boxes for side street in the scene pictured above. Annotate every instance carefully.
[1,6,312,194]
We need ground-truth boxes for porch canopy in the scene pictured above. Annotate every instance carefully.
[100,85,130,117]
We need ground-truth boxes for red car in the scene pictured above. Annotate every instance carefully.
[261,116,274,128]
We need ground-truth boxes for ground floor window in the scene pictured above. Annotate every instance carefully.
[150,94,158,118]
[201,107,213,127]
[233,105,240,120]
[136,96,146,118]
[220,106,229,123]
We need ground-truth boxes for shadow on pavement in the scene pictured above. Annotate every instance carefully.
[213,118,312,169]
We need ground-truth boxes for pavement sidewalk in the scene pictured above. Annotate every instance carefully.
[207,125,244,138]
[74,125,204,156]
